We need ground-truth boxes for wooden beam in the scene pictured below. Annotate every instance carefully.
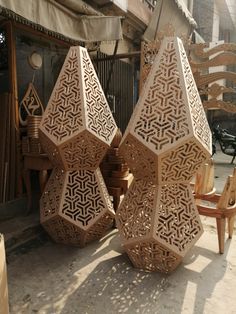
[6,21,20,198]
[94,51,141,62]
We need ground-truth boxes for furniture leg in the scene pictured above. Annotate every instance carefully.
[39,170,48,193]
[216,217,226,254]
[231,154,236,164]
[228,216,235,239]
[113,195,120,212]
[22,168,32,213]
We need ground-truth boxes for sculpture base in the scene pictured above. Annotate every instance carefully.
[40,168,115,246]
[116,179,203,273]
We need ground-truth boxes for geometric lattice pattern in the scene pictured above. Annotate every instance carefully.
[120,38,212,185]
[41,169,114,246]
[39,46,117,246]
[116,37,212,273]
[39,46,117,170]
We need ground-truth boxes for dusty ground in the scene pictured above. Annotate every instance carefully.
[6,149,236,314]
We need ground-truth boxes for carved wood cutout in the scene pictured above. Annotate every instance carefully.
[203,100,236,113]
[190,43,236,59]
[194,71,236,87]
[116,37,212,273]
[190,52,236,70]
[39,46,117,246]
[139,23,189,94]
[19,83,44,126]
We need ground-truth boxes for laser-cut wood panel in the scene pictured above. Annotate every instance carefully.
[19,83,44,126]
[120,37,212,184]
[41,168,115,246]
[39,46,117,171]
[116,37,212,273]
[39,46,117,246]
[190,42,236,112]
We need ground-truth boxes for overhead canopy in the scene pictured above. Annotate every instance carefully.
[143,0,197,41]
[0,0,123,42]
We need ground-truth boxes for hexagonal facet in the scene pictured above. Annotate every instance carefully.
[153,182,203,256]
[41,168,115,246]
[159,139,210,184]
[39,46,117,170]
[125,241,182,273]
[40,129,109,171]
[116,179,156,242]
[119,134,158,182]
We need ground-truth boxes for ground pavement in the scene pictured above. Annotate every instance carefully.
[6,148,236,314]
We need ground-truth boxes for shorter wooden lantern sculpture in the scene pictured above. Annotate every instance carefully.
[39,46,117,246]
[116,37,212,272]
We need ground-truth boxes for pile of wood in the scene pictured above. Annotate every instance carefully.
[22,115,44,155]
[100,129,133,211]
[0,93,17,203]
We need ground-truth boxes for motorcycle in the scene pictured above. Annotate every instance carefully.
[212,125,236,164]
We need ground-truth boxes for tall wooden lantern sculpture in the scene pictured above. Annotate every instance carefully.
[116,37,212,273]
[39,47,117,246]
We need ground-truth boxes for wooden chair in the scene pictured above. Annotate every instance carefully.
[194,158,216,198]
[195,167,236,254]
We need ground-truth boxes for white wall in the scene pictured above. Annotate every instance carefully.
[113,0,127,12]
[212,1,220,41]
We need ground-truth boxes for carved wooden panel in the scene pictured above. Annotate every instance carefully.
[190,43,236,112]
[39,46,117,246]
[120,38,211,185]
[19,83,44,126]
[40,168,65,220]
[160,141,208,183]
[116,179,156,241]
[190,43,236,59]
[41,168,115,246]
[125,241,182,273]
[39,46,117,170]
[116,37,211,273]
[154,183,202,255]
[139,40,160,93]
[139,24,190,94]
[119,134,157,182]
[42,216,85,246]
[80,49,117,143]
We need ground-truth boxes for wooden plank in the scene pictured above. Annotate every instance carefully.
[0,235,9,314]
[7,21,19,199]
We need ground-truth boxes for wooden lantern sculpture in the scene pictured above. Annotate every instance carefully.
[116,37,212,273]
[39,47,117,246]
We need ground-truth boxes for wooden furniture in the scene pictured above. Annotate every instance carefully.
[23,153,53,212]
[189,42,236,113]
[0,234,9,314]
[39,46,117,246]
[21,114,52,212]
[116,37,212,273]
[194,158,215,197]
[196,168,236,254]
